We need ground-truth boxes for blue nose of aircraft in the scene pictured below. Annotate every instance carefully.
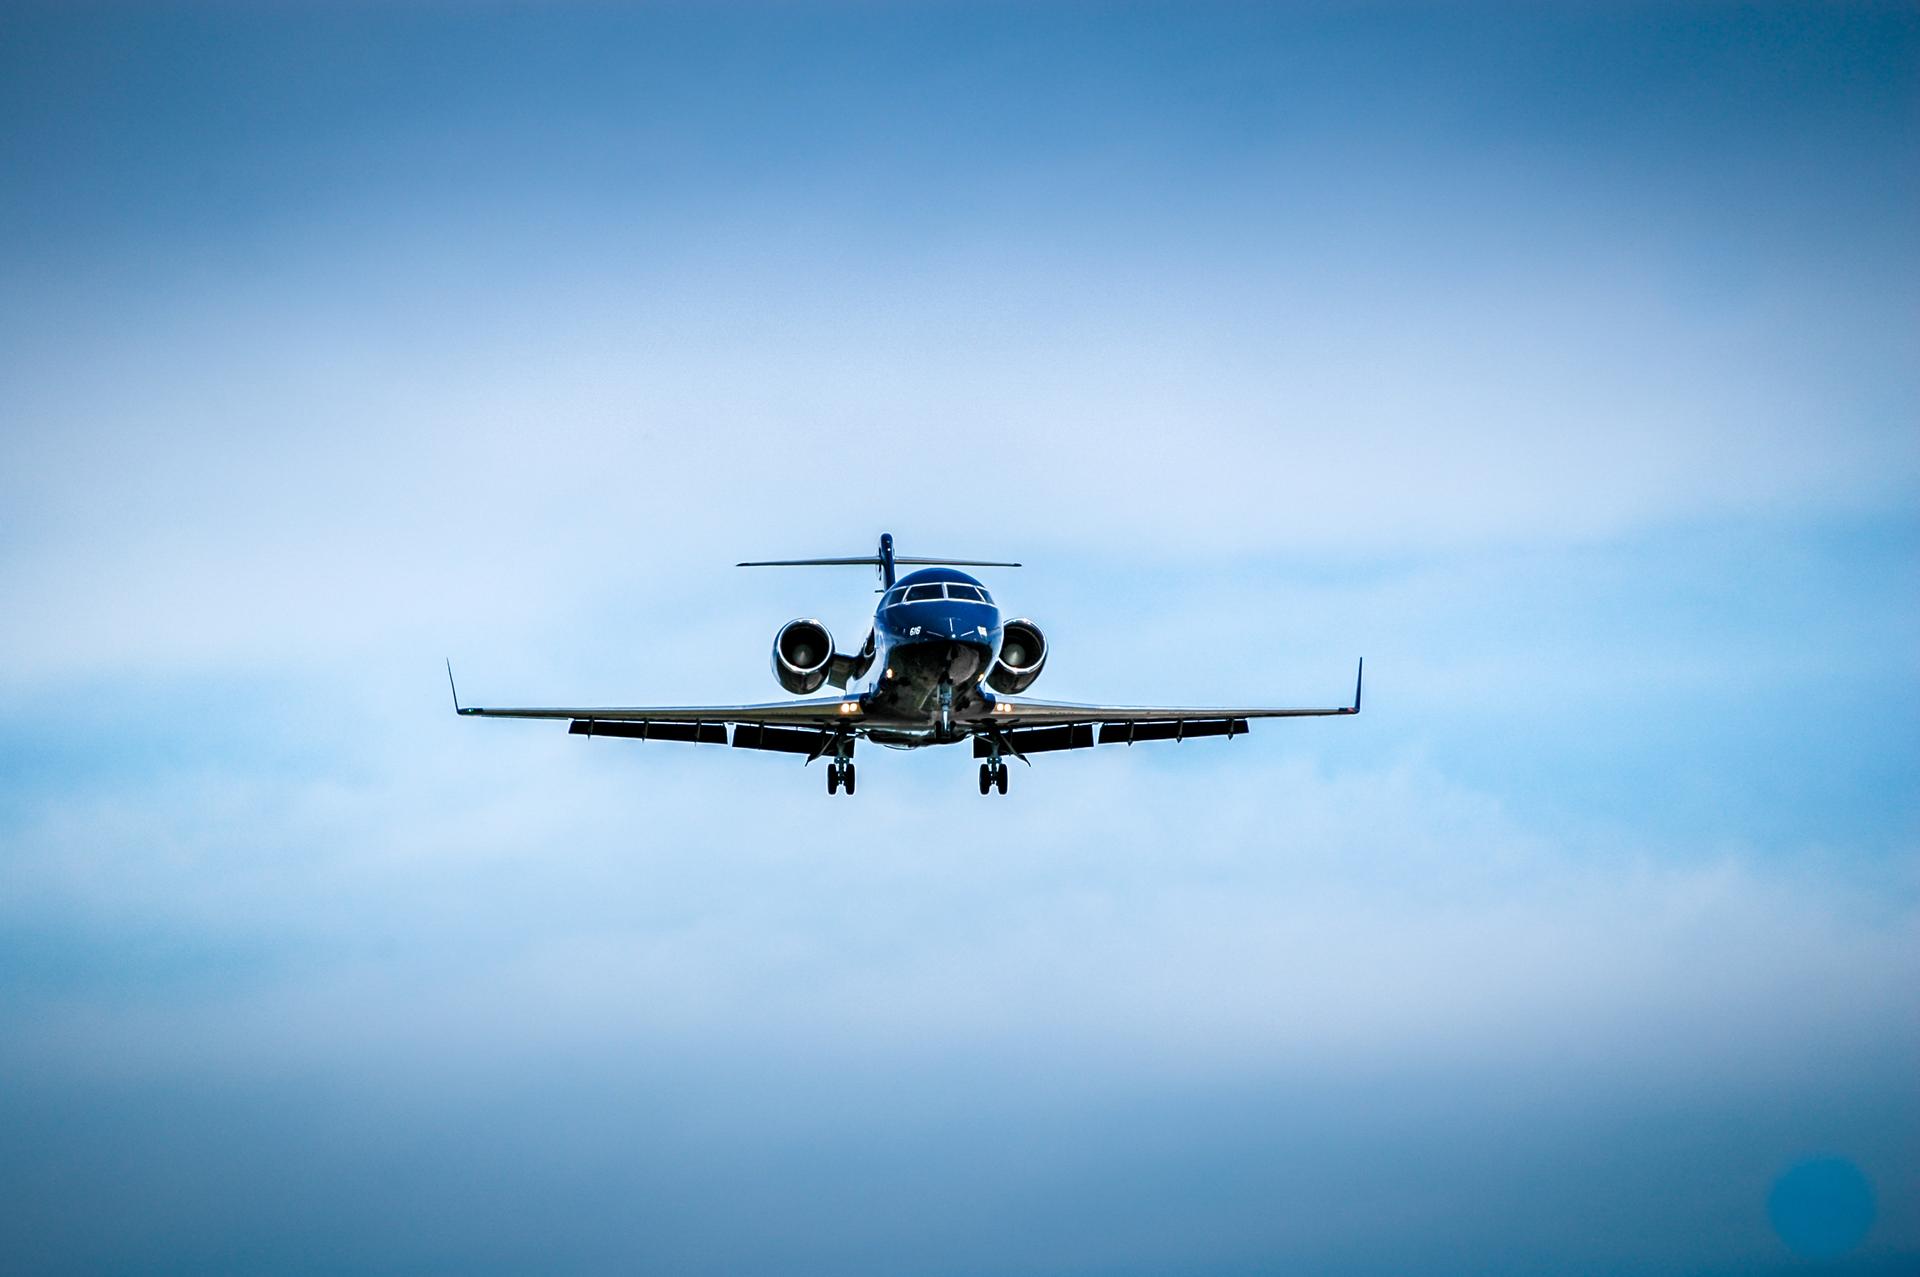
[890,607,997,646]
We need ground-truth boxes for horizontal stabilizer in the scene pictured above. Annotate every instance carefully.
[736,556,1020,568]
[739,533,1019,588]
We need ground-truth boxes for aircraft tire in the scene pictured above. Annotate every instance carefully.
[827,767,839,795]
[995,766,1008,795]
[844,764,856,796]
[978,763,991,795]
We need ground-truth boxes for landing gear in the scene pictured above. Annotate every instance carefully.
[979,757,1010,796]
[826,740,856,797]
[979,762,991,795]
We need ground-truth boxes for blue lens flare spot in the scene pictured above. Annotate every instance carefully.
[1767,1157,1875,1259]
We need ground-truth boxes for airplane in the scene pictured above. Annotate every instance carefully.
[448,532,1361,796]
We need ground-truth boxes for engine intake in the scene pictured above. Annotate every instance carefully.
[987,618,1048,694]
[772,618,835,695]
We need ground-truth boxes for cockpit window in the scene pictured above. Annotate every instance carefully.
[889,582,992,605]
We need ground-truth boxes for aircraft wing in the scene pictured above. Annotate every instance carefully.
[447,664,860,754]
[971,661,1361,755]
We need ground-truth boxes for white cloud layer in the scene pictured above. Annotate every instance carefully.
[3,727,1914,1270]
[2,193,1913,678]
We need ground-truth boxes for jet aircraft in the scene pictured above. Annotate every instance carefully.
[450,533,1361,795]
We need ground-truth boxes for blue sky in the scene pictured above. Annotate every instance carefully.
[1,3,1915,1273]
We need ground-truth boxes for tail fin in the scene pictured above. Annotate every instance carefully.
[738,532,1021,589]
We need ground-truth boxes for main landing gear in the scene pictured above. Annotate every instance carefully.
[978,759,1009,796]
[825,737,856,796]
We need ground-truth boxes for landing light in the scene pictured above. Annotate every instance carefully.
[838,702,861,715]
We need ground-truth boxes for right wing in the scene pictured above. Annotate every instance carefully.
[971,660,1362,756]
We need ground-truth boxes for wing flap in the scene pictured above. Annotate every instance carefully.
[732,724,835,754]
[1098,718,1249,744]
[972,724,1095,756]
[569,720,728,744]
[971,718,1253,754]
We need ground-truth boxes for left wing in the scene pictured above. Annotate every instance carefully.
[447,663,859,754]
[971,660,1362,755]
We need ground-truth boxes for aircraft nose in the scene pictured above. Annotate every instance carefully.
[892,607,992,647]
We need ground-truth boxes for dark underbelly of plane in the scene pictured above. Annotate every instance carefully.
[862,637,993,744]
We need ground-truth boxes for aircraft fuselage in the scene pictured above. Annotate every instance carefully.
[859,567,1002,745]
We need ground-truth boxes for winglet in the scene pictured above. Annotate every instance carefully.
[446,659,463,713]
[1349,658,1364,713]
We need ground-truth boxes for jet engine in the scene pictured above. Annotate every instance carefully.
[987,619,1048,694]
[772,619,835,695]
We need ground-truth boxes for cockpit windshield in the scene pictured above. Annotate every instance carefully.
[885,582,995,606]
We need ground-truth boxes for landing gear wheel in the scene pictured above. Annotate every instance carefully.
[827,767,839,795]
[844,764,856,796]
[979,762,991,795]
[995,765,1008,795]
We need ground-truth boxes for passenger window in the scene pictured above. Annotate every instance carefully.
[902,584,945,603]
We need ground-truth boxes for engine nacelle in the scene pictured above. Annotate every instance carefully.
[772,618,835,695]
[987,618,1048,694]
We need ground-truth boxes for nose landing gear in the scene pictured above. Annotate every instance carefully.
[978,758,1009,795]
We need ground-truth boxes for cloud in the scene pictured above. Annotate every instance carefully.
[0,146,1913,681]
[6,713,1914,1093]
[2,722,1915,1271]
